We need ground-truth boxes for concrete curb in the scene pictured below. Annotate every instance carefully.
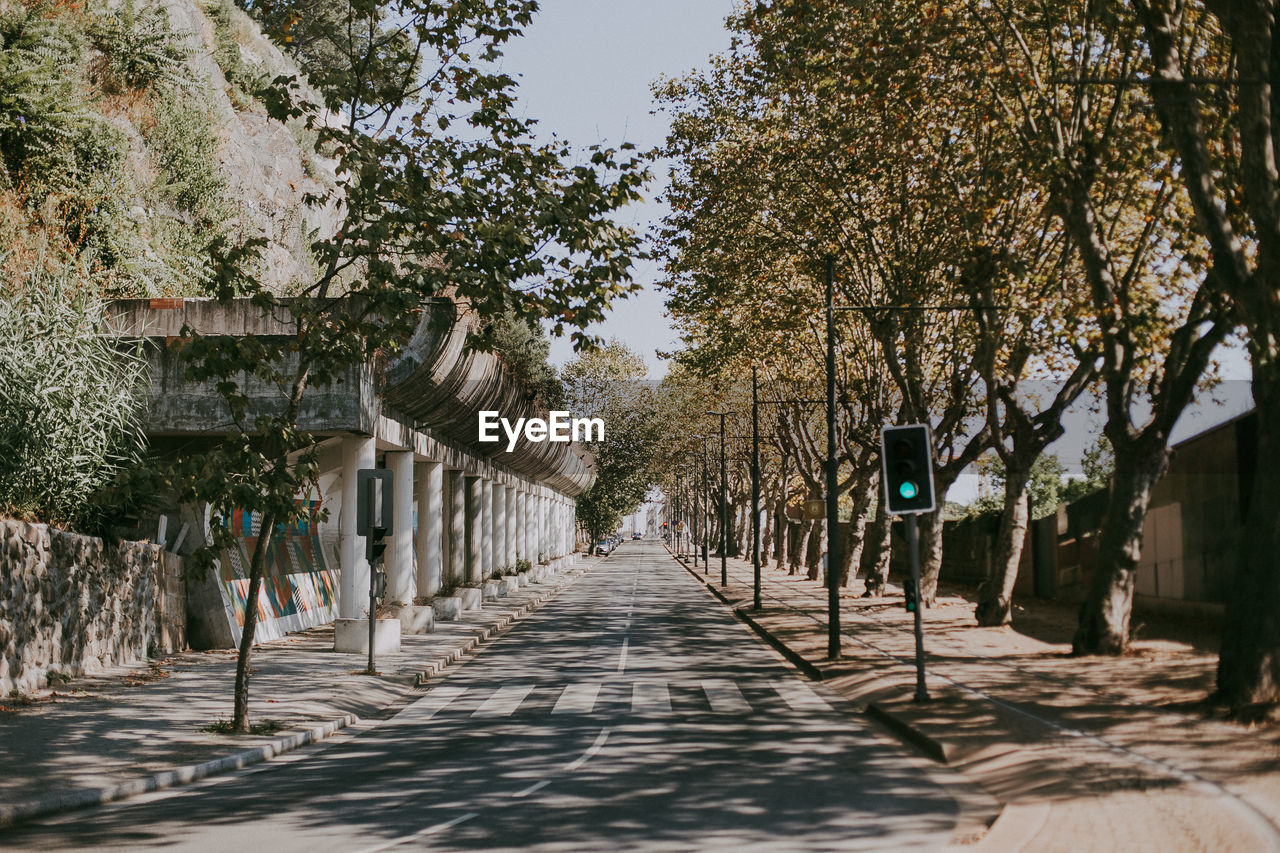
[0,556,597,830]
[0,714,354,829]
[673,551,955,764]
[673,553,826,682]
[864,702,953,764]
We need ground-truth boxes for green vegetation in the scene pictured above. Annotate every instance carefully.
[89,0,192,94]
[0,263,147,529]
[564,342,658,542]
[484,307,563,408]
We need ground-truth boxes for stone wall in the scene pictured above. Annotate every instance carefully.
[0,520,185,696]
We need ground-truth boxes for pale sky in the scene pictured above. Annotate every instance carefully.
[500,0,739,378]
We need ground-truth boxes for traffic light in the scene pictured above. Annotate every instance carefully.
[367,526,387,566]
[904,579,917,613]
[880,424,936,515]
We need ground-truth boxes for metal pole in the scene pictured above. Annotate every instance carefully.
[752,366,761,610]
[702,442,710,573]
[721,409,732,584]
[907,513,930,702]
[692,460,699,569]
[825,254,841,660]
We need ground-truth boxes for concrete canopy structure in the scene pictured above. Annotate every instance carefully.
[108,298,589,652]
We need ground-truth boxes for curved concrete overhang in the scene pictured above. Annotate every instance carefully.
[382,301,593,496]
[106,297,594,496]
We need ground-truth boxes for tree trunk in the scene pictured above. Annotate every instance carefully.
[1217,367,1280,709]
[917,470,960,604]
[862,501,893,596]
[975,459,1034,626]
[232,509,276,733]
[1072,440,1170,655]
[773,500,788,570]
[917,508,946,605]
[792,518,812,575]
[839,475,876,587]
[806,518,825,581]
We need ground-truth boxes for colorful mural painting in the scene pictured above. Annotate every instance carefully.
[215,501,339,645]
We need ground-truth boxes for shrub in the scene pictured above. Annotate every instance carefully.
[0,263,148,528]
[145,88,229,226]
[89,0,193,94]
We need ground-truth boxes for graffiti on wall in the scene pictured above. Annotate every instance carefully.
[215,502,338,645]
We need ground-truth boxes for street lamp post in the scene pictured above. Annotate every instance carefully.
[707,410,734,587]
[824,255,842,660]
[751,366,762,611]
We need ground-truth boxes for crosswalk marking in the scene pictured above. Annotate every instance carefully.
[553,682,603,714]
[700,679,751,713]
[389,686,469,726]
[774,681,834,712]
[472,684,536,718]
[631,681,672,713]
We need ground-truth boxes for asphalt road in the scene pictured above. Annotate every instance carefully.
[1,541,963,851]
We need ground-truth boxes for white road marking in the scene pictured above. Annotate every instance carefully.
[512,779,550,798]
[631,682,672,713]
[617,637,629,674]
[385,686,469,726]
[563,727,610,771]
[472,684,536,718]
[775,681,834,712]
[352,812,478,853]
[701,679,751,713]
[553,682,602,714]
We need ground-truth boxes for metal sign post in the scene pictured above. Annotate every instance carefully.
[356,468,394,674]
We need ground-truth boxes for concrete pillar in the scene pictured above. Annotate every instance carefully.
[517,490,528,562]
[446,470,465,585]
[465,475,483,584]
[416,460,443,597]
[540,493,550,562]
[504,485,516,566]
[385,450,416,605]
[481,478,494,578]
[339,436,376,619]
[493,483,507,572]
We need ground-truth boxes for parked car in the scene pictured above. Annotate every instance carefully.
[594,540,612,556]
[632,533,642,540]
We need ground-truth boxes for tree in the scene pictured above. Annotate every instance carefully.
[563,341,657,542]
[164,0,647,733]
[1129,0,1280,710]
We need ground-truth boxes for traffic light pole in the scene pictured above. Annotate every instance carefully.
[905,513,929,702]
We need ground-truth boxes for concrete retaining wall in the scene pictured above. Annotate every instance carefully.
[0,519,186,695]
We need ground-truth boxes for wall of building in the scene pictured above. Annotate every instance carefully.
[0,520,186,696]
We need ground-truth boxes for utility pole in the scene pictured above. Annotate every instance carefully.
[824,255,841,660]
[751,366,762,610]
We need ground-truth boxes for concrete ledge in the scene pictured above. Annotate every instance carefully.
[482,581,502,600]
[432,596,462,621]
[391,605,435,635]
[333,618,401,655]
[503,577,520,595]
[865,702,953,763]
[516,573,530,587]
[458,587,482,611]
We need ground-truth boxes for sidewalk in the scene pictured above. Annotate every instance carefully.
[0,558,596,829]
[676,550,1280,852]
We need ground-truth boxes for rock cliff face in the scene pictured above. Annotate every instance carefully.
[0,0,339,295]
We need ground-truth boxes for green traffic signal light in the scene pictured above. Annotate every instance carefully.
[898,481,918,500]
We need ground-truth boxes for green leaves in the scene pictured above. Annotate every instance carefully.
[0,265,147,529]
